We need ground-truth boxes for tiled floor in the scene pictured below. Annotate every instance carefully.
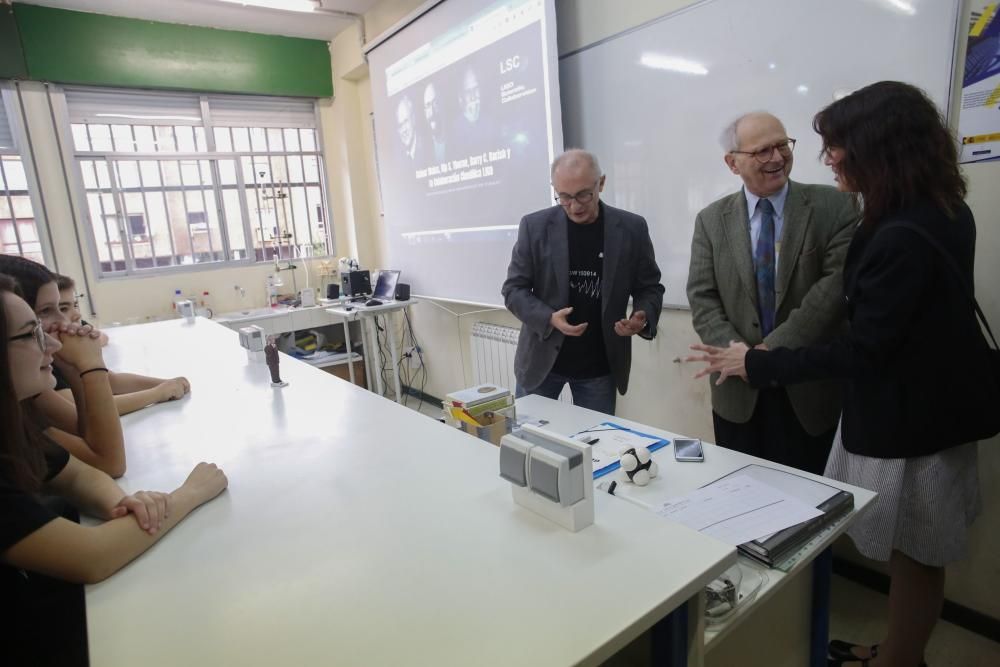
[401,399,1000,666]
[830,575,1000,667]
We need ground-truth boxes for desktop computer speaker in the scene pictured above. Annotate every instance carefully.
[396,283,410,301]
[326,283,340,300]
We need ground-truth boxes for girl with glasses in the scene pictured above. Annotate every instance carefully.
[0,255,190,476]
[1,273,228,664]
[0,254,126,477]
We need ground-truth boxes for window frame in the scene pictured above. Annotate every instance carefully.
[54,86,335,279]
[0,82,55,266]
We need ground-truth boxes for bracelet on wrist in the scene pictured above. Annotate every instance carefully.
[79,367,109,378]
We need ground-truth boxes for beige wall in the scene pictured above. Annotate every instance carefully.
[333,0,1000,620]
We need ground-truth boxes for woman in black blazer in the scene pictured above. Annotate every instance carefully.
[689,81,998,667]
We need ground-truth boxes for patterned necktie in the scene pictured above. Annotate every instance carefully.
[754,198,776,337]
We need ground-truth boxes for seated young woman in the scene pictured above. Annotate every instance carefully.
[1,272,228,664]
[0,255,127,476]
[55,273,109,346]
[0,257,189,474]
[53,272,191,413]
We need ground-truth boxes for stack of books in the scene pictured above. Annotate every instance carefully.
[444,384,514,423]
[443,384,515,445]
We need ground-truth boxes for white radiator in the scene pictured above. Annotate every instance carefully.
[470,322,520,390]
[470,322,571,402]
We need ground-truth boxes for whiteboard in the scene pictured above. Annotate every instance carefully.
[559,0,961,307]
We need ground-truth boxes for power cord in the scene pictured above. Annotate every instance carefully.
[402,309,427,411]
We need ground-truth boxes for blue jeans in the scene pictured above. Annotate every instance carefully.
[517,372,617,416]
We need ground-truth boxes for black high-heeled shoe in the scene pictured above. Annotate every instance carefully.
[828,640,928,666]
[828,640,877,662]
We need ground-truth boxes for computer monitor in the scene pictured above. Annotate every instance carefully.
[372,270,401,301]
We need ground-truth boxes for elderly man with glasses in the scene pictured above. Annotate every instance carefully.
[687,112,857,474]
[502,149,664,416]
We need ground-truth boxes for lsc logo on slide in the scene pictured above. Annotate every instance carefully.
[500,56,521,73]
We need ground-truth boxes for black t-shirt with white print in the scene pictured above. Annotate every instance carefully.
[552,206,610,379]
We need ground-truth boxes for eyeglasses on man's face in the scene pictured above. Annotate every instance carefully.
[8,320,46,354]
[731,138,797,163]
[554,180,601,206]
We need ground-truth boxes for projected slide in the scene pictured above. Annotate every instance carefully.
[369,0,562,305]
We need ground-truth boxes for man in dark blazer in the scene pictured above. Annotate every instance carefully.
[687,112,857,473]
[502,149,664,415]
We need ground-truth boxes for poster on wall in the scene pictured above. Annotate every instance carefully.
[959,2,1000,163]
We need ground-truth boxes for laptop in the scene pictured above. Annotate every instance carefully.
[367,270,401,306]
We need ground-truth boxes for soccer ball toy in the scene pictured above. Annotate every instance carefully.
[620,446,658,486]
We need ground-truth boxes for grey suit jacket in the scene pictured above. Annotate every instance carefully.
[687,181,857,435]
[502,203,664,395]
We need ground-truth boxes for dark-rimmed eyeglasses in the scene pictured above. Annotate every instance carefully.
[731,138,796,163]
[554,180,600,206]
[7,320,46,354]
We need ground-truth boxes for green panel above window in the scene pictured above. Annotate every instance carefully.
[13,4,333,98]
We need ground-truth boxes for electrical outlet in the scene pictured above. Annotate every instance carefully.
[404,345,422,369]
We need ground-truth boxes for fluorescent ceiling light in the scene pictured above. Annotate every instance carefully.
[638,53,708,76]
[96,113,202,121]
[882,0,916,15]
[217,0,318,13]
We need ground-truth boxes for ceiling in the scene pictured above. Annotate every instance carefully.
[16,0,382,40]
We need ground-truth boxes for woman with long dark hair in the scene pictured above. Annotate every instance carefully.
[0,273,228,664]
[0,255,191,476]
[0,254,127,475]
[689,81,998,666]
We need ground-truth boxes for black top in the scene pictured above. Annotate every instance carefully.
[52,365,70,391]
[746,200,999,458]
[1,441,89,666]
[552,207,610,379]
[0,443,70,553]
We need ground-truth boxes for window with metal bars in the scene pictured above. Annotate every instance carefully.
[0,85,46,263]
[65,88,332,276]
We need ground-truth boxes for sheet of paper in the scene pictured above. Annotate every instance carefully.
[571,423,664,472]
[654,474,823,546]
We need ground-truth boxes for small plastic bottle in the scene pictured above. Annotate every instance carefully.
[198,291,214,319]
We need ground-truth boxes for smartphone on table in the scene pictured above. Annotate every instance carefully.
[673,438,705,462]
